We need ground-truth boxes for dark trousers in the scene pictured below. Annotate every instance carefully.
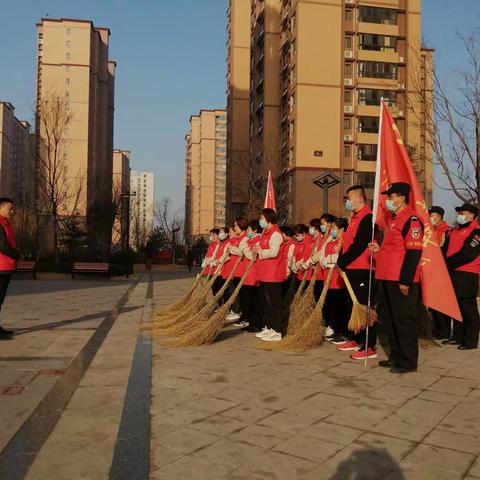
[324,289,349,335]
[313,280,324,302]
[345,270,377,349]
[212,277,225,303]
[260,281,283,333]
[239,285,263,329]
[377,280,420,369]
[431,309,452,339]
[451,271,479,348]
[229,278,241,313]
[0,274,11,323]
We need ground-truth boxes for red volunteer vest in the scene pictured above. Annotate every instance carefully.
[215,239,230,276]
[446,222,480,274]
[341,205,373,271]
[301,234,324,281]
[433,221,450,246]
[234,235,261,286]
[256,225,286,283]
[324,238,344,289]
[0,217,16,272]
[204,241,219,276]
[375,207,423,283]
[296,235,311,280]
[221,232,246,279]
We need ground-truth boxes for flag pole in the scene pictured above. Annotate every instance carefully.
[364,98,384,367]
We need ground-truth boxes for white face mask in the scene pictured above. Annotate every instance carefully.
[209,236,213,242]
[430,216,437,226]
[456,214,468,225]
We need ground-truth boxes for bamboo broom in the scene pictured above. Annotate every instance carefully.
[261,268,335,352]
[169,257,256,346]
[340,271,377,334]
[148,256,242,334]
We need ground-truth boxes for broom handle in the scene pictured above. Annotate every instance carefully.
[340,271,360,304]
[211,256,243,302]
[318,267,335,306]
[224,257,256,309]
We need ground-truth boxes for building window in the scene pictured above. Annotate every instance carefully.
[66,65,70,72]
[358,6,397,25]
[359,33,397,52]
[67,28,71,36]
[65,91,70,98]
[345,36,353,49]
[66,41,71,48]
[358,144,378,161]
[65,78,70,85]
[344,63,352,76]
[358,61,397,80]
[344,118,351,130]
[345,9,353,22]
[66,53,70,61]
[344,91,352,103]
[358,116,380,133]
[357,171,376,189]
[358,89,396,106]
[344,145,351,157]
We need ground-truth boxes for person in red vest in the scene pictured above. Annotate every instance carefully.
[369,182,424,373]
[253,208,286,342]
[442,203,480,350]
[427,206,453,340]
[336,185,378,359]
[211,227,230,302]
[0,198,20,340]
[321,217,349,343]
[280,225,295,296]
[229,219,263,332]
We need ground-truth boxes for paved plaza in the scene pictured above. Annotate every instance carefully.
[0,269,479,479]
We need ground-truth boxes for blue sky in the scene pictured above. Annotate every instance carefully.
[0,0,478,216]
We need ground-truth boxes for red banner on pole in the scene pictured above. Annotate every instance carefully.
[373,100,461,321]
[263,170,276,211]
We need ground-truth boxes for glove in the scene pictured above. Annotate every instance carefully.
[321,259,328,268]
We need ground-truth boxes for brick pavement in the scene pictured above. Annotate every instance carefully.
[151,273,480,480]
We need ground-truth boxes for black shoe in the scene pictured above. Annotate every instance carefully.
[0,327,14,340]
[441,339,460,345]
[458,345,478,350]
[378,360,396,368]
[244,325,261,333]
[390,366,417,374]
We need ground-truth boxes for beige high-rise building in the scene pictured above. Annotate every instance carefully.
[112,149,131,248]
[226,0,251,221]
[249,0,282,216]
[35,18,115,250]
[0,102,35,207]
[185,109,227,243]
[242,0,432,223]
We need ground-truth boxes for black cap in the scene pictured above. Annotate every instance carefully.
[455,203,479,217]
[428,206,445,216]
[381,182,411,197]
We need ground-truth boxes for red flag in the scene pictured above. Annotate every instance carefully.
[263,171,276,211]
[373,100,461,321]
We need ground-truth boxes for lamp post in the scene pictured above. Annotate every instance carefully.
[121,191,136,276]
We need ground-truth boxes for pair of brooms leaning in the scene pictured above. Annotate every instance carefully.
[144,252,376,352]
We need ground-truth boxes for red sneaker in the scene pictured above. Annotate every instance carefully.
[351,348,378,360]
[336,341,361,352]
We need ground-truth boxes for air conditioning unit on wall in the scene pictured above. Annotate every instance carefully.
[344,135,353,142]
[345,0,355,4]
[344,78,353,86]
[344,105,354,114]
[344,50,354,59]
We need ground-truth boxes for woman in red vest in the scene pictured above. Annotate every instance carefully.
[0,198,20,341]
[202,228,220,277]
[253,208,286,342]
[443,203,480,350]
[211,227,230,303]
[280,225,295,297]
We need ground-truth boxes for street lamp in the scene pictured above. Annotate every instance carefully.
[121,191,136,276]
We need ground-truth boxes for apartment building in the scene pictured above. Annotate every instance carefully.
[0,102,35,207]
[184,109,227,243]
[130,170,154,249]
[226,0,251,222]
[245,0,432,223]
[35,18,116,250]
[112,149,131,248]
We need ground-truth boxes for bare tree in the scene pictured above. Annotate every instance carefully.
[409,33,480,206]
[36,89,86,264]
[154,197,184,256]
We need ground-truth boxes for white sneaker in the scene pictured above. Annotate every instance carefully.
[233,320,249,328]
[325,326,334,338]
[255,327,271,338]
[262,330,282,342]
[226,311,241,321]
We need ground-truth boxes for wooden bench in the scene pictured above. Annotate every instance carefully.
[16,261,37,279]
[72,262,110,279]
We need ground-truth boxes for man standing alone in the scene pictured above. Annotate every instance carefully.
[0,198,20,340]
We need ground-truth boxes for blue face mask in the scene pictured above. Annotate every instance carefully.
[247,231,255,239]
[259,218,267,229]
[218,232,226,241]
[309,227,316,236]
[330,230,338,239]
[345,200,354,211]
[456,214,468,225]
[386,199,396,213]
[320,225,327,234]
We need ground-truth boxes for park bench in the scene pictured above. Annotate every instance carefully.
[71,262,110,279]
[16,261,37,279]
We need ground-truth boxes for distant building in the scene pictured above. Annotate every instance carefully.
[35,18,116,252]
[112,149,131,249]
[0,102,35,207]
[130,170,154,249]
[184,109,227,244]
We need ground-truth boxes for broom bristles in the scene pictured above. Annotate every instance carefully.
[287,268,318,335]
